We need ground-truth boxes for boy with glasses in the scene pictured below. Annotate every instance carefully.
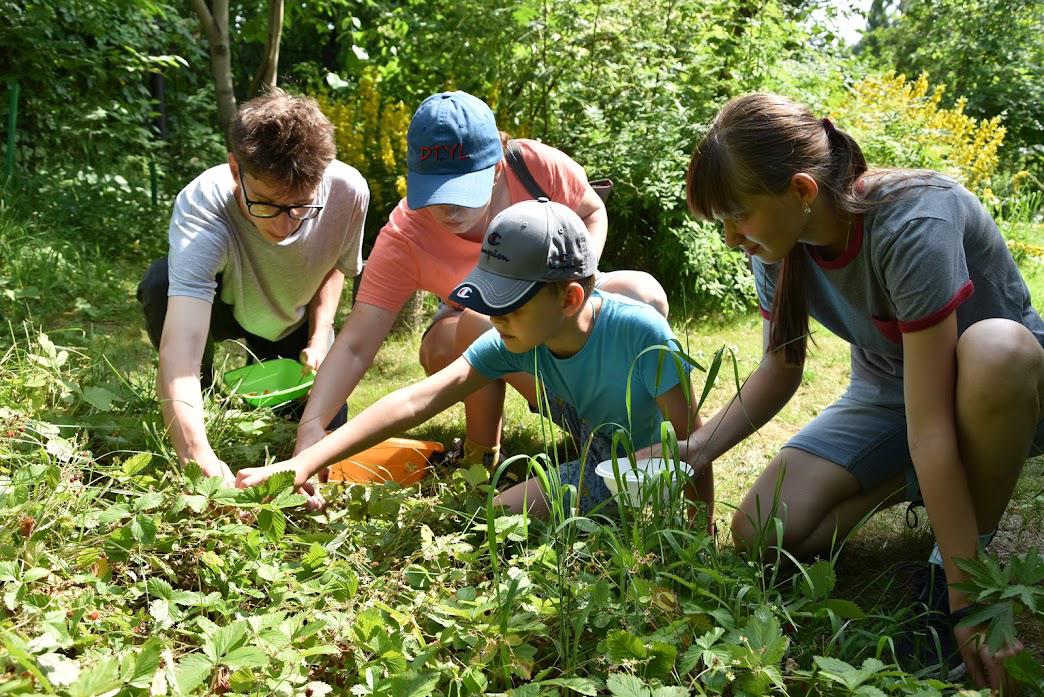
[137,89,369,488]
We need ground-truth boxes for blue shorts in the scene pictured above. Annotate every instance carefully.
[786,382,1044,500]
[542,392,617,514]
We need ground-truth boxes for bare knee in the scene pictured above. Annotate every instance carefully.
[418,323,461,376]
[957,319,1043,417]
[454,310,494,354]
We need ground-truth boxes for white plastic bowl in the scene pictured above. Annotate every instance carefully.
[594,457,694,506]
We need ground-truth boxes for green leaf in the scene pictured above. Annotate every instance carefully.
[461,463,489,486]
[645,642,677,680]
[129,638,162,688]
[271,487,307,509]
[822,598,866,619]
[129,514,157,544]
[800,560,836,601]
[257,507,286,541]
[134,491,165,512]
[98,503,131,525]
[539,677,603,695]
[174,653,212,694]
[66,656,119,697]
[606,673,650,697]
[22,567,50,583]
[221,646,268,670]
[606,630,647,662]
[388,670,438,697]
[122,452,153,477]
[147,577,175,601]
[744,608,788,664]
[204,621,247,664]
[1004,650,1044,684]
[81,386,119,411]
[651,688,690,697]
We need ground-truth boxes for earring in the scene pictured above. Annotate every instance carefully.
[802,204,812,215]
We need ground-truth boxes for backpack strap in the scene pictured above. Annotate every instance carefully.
[505,140,549,200]
[506,139,614,203]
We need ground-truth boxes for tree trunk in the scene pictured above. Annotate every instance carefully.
[191,0,237,143]
[250,0,284,97]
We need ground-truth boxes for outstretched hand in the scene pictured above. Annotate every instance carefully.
[955,623,1023,694]
[198,455,236,488]
[234,462,296,489]
[235,461,327,512]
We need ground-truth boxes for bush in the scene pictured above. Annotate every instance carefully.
[839,72,1007,194]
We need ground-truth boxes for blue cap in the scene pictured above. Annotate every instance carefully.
[406,91,503,210]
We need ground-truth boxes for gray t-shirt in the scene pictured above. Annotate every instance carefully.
[754,174,1044,397]
[167,161,368,341]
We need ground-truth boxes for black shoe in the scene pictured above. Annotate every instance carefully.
[441,438,522,486]
[894,563,965,680]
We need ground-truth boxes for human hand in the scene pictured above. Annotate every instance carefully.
[299,341,329,375]
[954,620,1023,694]
[234,461,299,490]
[197,454,236,488]
[235,461,327,512]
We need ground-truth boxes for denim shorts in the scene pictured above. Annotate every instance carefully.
[541,391,617,514]
[786,381,1044,500]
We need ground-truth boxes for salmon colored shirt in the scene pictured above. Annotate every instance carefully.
[355,139,591,313]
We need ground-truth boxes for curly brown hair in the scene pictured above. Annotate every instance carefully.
[229,88,335,197]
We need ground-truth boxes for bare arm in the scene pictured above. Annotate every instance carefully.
[157,296,233,484]
[901,314,978,608]
[681,320,804,466]
[300,267,345,372]
[294,301,399,452]
[239,356,490,487]
[574,187,608,261]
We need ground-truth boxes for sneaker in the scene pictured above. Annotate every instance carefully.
[894,562,965,681]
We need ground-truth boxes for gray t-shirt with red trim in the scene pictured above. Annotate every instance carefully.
[167,161,368,341]
[753,174,1044,393]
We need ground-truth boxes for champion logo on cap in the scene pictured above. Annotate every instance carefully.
[455,286,474,299]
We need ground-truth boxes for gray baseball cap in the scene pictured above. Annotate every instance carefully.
[449,198,596,315]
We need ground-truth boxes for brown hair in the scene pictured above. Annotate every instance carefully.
[686,93,869,365]
[550,275,598,305]
[229,88,336,197]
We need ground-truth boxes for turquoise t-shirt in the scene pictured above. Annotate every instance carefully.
[464,291,692,449]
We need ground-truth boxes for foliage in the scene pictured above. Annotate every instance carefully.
[0,0,223,250]
[859,0,1044,176]
[2,249,1043,694]
[838,72,1007,195]
[316,70,412,223]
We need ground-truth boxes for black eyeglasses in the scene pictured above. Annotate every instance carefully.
[238,170,324,220]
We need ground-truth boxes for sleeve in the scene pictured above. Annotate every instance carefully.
[353,214,422,313]
[631,309,692,398]
[336,171,369,277]
[877,216,974,332]
[166,187,228,303]
[519,140,590,212]
[463,328,524,379]
[751,258,778,321]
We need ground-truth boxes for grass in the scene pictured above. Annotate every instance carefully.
[2,206,1043,694]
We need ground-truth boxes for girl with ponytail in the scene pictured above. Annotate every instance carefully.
[679,93,1041,690]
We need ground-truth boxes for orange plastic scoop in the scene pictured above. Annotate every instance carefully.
[327,437,444,485]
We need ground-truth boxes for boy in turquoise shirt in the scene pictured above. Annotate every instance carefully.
[237,199,712,519]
